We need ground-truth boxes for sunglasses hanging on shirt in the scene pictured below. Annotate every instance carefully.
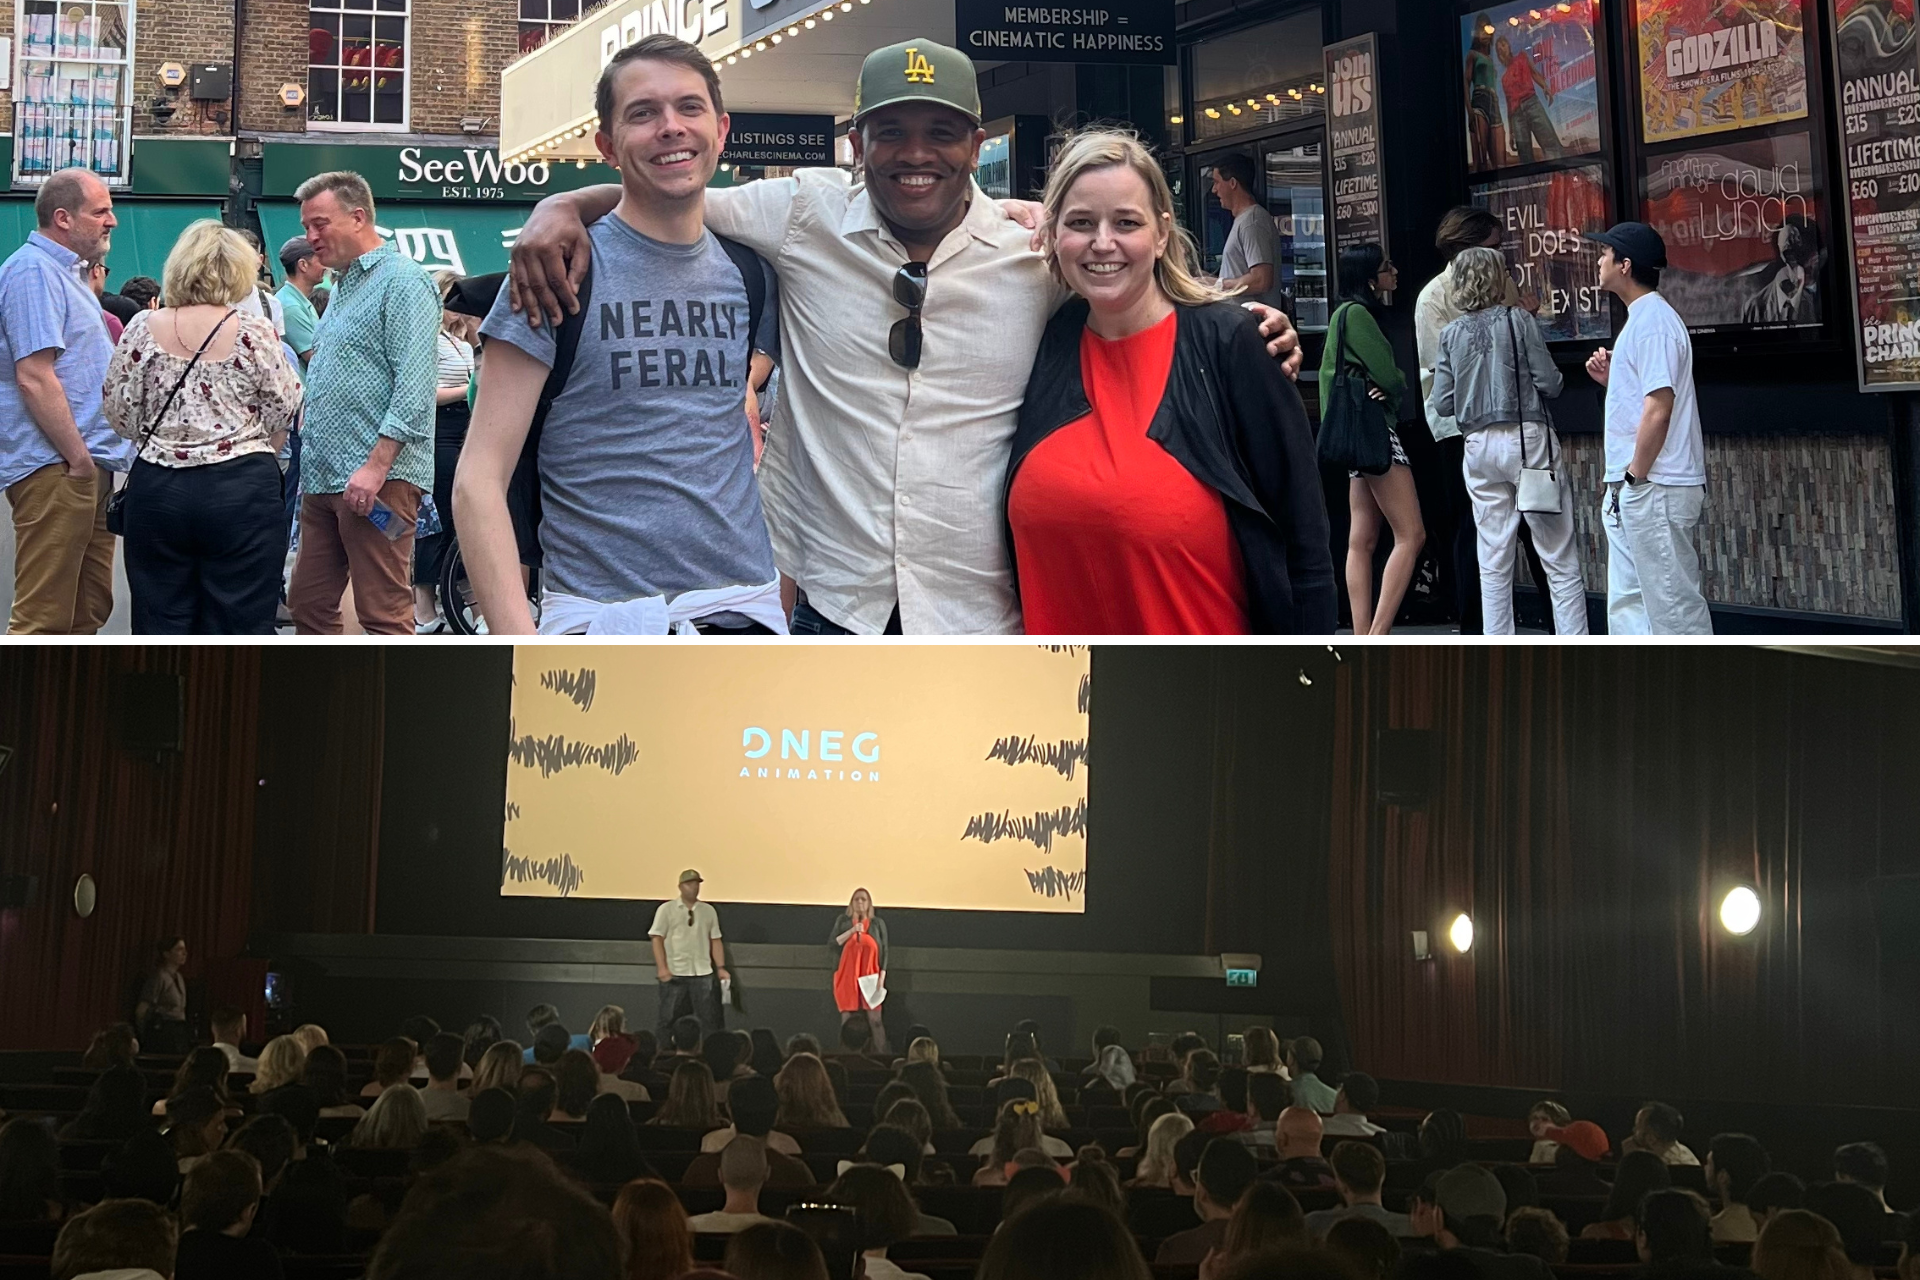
[890,262,927,369]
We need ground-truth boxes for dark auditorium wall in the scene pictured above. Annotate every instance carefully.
[1329,647,1920,1110]
[368,645,1342,964]
[0,647,265,1050]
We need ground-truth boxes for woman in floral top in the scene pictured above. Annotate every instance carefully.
[104,220,303,633]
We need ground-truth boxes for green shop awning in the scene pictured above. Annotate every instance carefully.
[259,201,533,282]
[0,198,225,291]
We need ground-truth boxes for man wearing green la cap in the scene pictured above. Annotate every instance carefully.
[509,37,1301,635]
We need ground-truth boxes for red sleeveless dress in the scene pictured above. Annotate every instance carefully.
[833,918,882,1013]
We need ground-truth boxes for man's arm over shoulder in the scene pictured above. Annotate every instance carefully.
[704,175,808,260]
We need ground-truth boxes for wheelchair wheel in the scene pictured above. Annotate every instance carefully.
[438,536,539,635]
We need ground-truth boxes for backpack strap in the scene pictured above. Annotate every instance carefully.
[506,260,594,561]
[712,233,767,354]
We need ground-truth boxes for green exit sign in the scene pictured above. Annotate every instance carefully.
[1225,968,1258,988]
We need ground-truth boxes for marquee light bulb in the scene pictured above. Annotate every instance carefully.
[1720,886,1761,935]
[1448,913,1474,953]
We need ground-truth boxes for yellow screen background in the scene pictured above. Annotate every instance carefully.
[501,646,1091,912]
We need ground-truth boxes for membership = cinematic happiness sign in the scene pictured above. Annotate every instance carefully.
[955,0,1173,65]
[500,647,1092,912]
[1830,0,1920,392]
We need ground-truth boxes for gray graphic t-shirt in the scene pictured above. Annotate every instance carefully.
[481,213,779,603]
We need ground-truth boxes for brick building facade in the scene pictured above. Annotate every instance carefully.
[0,0,235,138]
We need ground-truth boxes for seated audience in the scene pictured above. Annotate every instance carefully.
[471,1040,526,1098]
[899,1060,963,1130]
[1157,1137,1259,1264]
[1803,1181,1891,1280]
[521,1003,593,1064]
[879,1098,936,1156]
[303,1045,366,1120]
[531,1024,572,1068]
[174,1149,282,1280]
[1238,1072,1289,1154]
[1900,1212,1920,1280]
[1412,1165,1551,1280]
[1506,1206,1570,1265]
[1323,1072,1384,1137]
[1265,1107,1335,1190]
[1121,1113,1182,1189]
[1623,1102,1701,1167]
[1175,1050,1225,1116]
[1752,1209,1853,1280]
[611,1178,693,1280]
[1066,1149,1127,1219]
[164,1089,230,1174]
[462,1015,504,1067]
[1636,1189,1721,1275]
[832,1016,889,1069]
[1244,1027,1288,1078]
[651,1059,723,1129]
[350,1081,428,1150]
[574,1094,654,1184]
[1015,1019,1064,1073]
[418,1033,472,1123]
[552,1049,600,1123]
[689,1136,776,1233]
[80,1024,140,1073]
[225,1114,296,1197]
[1091,1041,1137,1094]
[592,1033,649,1103]
[725,1220,833,1280]
[860,1126,957,1232]
[1493,1166,1539,1216]
[259,1147,348,1257]
[974,1100,1051,1186]
[704,1032,754,1104]
[358,1037,418,1100]
[749,1028,787,1077]
[1003,1162,1071,1222]
[289,1025,330,1055]
[1123,1095,1178,1160]
[1326,1215,1402,1280]
[1416,1110,1471,1176]
[700,1074,804,1157]
[365,1146,621,1280]
[1707,1133,1772,1243]
[828,1163,932,1280]
[1308,1141,1413,1237]
[100,1130,180,1207]
[208,1007,256,1074]
[1526,1102,1572,1163]
[588,1004,627,1046]
[0,1116,66,1224]
[1583,1150,1674,1240]
[774,1053,850,1130]
[1539,1122,1611,1197]
[1833,1142,1905,1234]
[510,1073,572,1151]
[1008,1058,1071,1132]
[979,1197,1153,1280]
[1286,1038,1339,1114]
[622,1029,669,1093]
[664,1016,705,1063]
[254,1086,319,1159]
[1203,1068,1254,1135]
[1216,1180,1310,1268]
[784,1032,823,1059]
[467,1088,517,1145]
[63,1064,150,1141]
[50,1198,177,1280]
[1749,1172,1808,1233]
[1171,1128,1210,1196]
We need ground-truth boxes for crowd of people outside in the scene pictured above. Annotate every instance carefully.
[1,1001,1912,1280]
[1,31,1714,636]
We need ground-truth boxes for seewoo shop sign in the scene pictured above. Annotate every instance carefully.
[262,142,615,202]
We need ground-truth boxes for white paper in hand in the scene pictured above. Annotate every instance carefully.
[858,971,886,1007]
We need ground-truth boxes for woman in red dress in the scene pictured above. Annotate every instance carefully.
[829,888,889,1054]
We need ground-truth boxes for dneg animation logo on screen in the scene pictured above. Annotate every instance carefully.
[738,728,882,782]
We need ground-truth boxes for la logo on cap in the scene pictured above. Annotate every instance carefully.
[904,48,935,83]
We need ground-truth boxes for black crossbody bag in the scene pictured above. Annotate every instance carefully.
[106,310,236,537]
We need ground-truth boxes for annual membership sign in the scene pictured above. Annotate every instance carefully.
[955,0,1174,65]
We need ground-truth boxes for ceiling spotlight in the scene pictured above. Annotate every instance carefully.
[1720,886,1761,935]
[1448,913,1474,953]
[1297,669,1313,687]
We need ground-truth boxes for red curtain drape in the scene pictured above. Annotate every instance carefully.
[0,647,262,1050]
[1328,647,1920,1106]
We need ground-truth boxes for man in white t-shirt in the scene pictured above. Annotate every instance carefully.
[1208,155,1285,311]
[1585,222,1712,636]
[210,1007,257,1074]
[649,868,728,1039]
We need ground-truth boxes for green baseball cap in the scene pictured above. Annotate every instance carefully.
[852,38,980,125]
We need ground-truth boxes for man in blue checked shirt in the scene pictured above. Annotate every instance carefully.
[286,170,439,635]
[0,168,134,634]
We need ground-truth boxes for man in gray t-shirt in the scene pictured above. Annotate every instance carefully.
[1210,154,1285,311]
[478,216,778,612]
[456,39,785,634]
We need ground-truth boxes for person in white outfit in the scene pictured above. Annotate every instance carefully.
[1427,247,1588,636]
[1585,222,1712,636]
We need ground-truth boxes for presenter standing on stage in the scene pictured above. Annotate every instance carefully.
[651,869,729,1040]
[830,889,889,1055]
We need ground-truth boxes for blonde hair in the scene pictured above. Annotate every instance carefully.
[161,220,258,308]
[1134,1110,1194,1186]
[1753,1210,1854,1280]
[1011,1059,1069,1131]
[471,1040,525,1097]
[1448,246,1510,314]
[250,1035,308,1095]
[1041,128,1235,309]
[291,1024,330,1053]
[590,1005,627,1043]
[905,1036,940,1068]
[295,169,377,222]
[349,1081,428,1149]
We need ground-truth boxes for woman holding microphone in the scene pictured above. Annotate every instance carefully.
[830,889,889,1054]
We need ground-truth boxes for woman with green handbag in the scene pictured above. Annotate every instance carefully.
[1320,243,1424,634]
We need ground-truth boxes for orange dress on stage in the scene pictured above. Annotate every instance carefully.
[833,918,883,1013]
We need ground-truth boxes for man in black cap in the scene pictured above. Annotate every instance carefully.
[508,38,1299,636]
[1584,222,1711,636]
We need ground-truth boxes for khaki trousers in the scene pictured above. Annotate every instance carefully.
[288,482,421,636]
[6,463,116,635]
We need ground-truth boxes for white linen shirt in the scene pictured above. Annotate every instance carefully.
[650,898,723,977]
[705,171,1069,635]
